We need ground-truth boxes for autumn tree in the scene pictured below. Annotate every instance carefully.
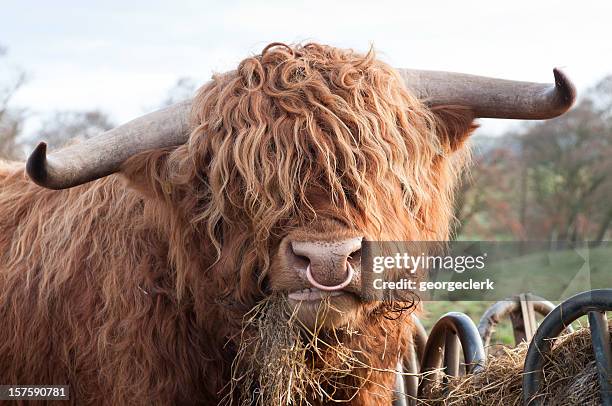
[520,77,612,242]
[456,76,612,243]
[0,45,27,159]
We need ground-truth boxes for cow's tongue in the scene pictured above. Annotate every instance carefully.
[288,288,343,301]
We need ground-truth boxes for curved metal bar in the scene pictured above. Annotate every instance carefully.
[393,360,408,406]
[523,289,612,406]
[403,346,419,406]
[478,294,572,351]
[305,262,354,291]
[588,311,612,406]
[397,316,427,405]
[418,312,486,397]
[396,316,427,406]
[412,315,428,364]
[443,330,461,377]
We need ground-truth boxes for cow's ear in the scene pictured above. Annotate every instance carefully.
[120,148,175,200]
[430,105,479,152]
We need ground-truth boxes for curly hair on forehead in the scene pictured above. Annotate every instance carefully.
[179,42,465,255]
[112,41,475,313]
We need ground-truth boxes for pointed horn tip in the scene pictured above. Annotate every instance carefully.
[26,141,50,187]
[552,67,577,108]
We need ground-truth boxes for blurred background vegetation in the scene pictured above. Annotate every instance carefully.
[455,79,612,244]
[1,44,610,345]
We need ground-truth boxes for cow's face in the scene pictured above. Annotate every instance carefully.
[186,43,475,331]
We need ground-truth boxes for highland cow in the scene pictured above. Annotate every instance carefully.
[0,43,574,405]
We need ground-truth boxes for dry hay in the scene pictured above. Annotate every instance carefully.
[422,322,610,405]
[223,295,399,406]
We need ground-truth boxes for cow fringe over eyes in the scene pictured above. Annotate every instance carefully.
[135,43,472,301]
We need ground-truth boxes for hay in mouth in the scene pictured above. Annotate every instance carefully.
[224,295,397,405]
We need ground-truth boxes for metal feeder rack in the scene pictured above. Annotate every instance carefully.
[393,289,612,406]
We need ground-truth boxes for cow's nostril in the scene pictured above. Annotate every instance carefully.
[348,247,361,264]
[292,251,310,265]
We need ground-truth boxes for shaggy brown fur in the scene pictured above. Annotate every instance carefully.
[0,43,476,405]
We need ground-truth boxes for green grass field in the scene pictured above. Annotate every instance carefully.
[421,301,517,345]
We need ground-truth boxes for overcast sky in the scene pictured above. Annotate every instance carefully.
[3,1,612,138]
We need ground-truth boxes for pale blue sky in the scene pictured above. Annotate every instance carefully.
[3,1,612,137]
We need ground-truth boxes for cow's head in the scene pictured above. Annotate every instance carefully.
[25,43,575,334]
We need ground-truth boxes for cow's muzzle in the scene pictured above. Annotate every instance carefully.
[287,237,362,293]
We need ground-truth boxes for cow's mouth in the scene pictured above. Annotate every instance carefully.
[287,287,344,302]
[285,288,360,330]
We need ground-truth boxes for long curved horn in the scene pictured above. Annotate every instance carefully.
[398,68,576,119]
[26,100,192,189]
